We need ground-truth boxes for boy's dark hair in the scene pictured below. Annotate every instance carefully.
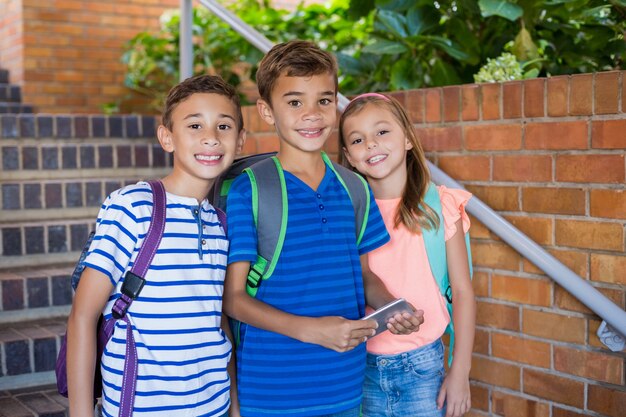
[162,74,243,131]
[256,40,338,105]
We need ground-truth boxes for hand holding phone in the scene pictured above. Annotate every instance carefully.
[360,298,414,336]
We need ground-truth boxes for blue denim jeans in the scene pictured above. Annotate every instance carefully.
[362,339,445,417]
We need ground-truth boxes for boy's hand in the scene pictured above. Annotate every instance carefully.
[302,316,377,352]
[437,368,471,417]
[386,307,424,335]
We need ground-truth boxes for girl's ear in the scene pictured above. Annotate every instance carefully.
[405,136,414,151]
[157,125,174,153]
[257,99,275,126]
[342,147,356,167]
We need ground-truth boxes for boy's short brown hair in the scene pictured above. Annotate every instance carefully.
[162,74,243,131]
[256,40,338,105]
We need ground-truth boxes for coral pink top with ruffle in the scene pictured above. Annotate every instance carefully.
[366,185,472,355]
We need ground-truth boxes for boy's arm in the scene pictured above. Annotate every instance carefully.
[220,315,240,417]
[437,218,475,417]
[360,253,424,334]
[223,261,376,352]
[67,267,113,417]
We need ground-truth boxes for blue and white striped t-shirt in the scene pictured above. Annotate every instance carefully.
[83,182,231,417]
[227,162,390,417]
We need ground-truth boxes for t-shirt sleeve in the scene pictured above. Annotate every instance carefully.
[83,191,139,287]
[357,185,390,255]
[226,173,258,264]
[438,185,472,241]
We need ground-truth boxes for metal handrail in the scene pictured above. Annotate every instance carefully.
[183,0,626,347]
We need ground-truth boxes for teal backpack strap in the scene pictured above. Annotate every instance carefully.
[243,156,288,298]
[323,152,370,246]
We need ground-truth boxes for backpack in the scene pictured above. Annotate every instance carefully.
[421,182,473,367]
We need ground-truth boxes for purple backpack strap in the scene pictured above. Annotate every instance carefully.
[215,207,227,236]
[110,180,166,417]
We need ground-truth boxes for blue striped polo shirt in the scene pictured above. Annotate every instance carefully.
[227,160,390,417]
[83,182,232,417]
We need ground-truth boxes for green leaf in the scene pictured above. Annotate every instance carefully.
[362,39,409,54]
[406,5,439,36]
[430,59,462,86]
[478,0,523,21]
[376,0,415,12]
[389,59,419,90]
[427,36,471,61]
[377,10,408,38]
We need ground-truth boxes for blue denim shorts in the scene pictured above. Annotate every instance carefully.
[362,339,445,417]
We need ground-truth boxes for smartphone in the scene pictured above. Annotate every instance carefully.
[360,298,413,336]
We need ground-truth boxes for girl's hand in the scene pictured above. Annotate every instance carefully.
[437,368,471,417]
[386,306,424,335]
[301,316,377,352]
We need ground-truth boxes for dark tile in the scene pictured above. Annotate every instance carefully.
[2,279,24,310]
[5,341,31,375]
[23,183,42,209]
[19,114,35,137]
[52,275,72,306]
[34,337,57,371]
[14,392,66,416]
[27,277,50,308]
[61,146,77,169]
[80,145,95,168]
[2,227,22,256]
[56,116,72,138]
[2,146,19,170]
[126,115,140,138]
[98,145,113,168]
[105,181,120,195]
[10,85,21,101]
[92,116,106,137]
[109,116,123,137]
[85,181,102,207]
[70,224,90,251]
[117,145,131,167]
[1,115,17,138]
[21,146,38,170]
[135,144,149,167]
[65,182,82,207]
[25,226,45,254]
[152,144,166,167]
[74,116,89,137]
[37,116,53,138]
[2,183,20,210]
[48,225,67,253]
[142,115,156,138]
[41,146,59,169]
[45,183,63,208]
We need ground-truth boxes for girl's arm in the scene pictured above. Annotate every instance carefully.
[437,218,476,417]
[66,267,114,417]
[223,261,377,353]
[220,315,240,417]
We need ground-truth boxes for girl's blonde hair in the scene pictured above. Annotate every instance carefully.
[339,94,439,234]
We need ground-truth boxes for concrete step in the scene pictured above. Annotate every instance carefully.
[0,84,22,103]
[0,384,69,417]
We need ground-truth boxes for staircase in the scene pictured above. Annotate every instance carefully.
[0,66,168,416]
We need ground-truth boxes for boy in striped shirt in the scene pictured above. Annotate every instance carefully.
[66,75,245,416]
[223,40,424,417]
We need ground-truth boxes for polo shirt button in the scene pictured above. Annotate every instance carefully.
[322,218,327,223]
[319,204,324,210]
[316,193,322,198]
[202,239,206,245]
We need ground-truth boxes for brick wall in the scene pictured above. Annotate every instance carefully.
[0,0,178,113]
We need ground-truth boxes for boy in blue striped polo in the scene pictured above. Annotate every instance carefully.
[66,75,245,416]
[223,40,424,417]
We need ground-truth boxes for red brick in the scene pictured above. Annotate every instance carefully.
[406,89,425,124]
[481,83,501,120]
[525,121,588,150]
[623,70,626,113]
[324,130,339,154]
[556,219,624,251]
[569,73,593,115]
[492,333,551,368]
[588,384,626,417]
[523,248,589,278]
[476,301,520,331]
[493,155,552,182]
[465,124,522,151]
[552,407,590,417]
[502,81,522,119]
[442,86,460,122]
[492,391,550,417]
[425,88,441,123]
[467,215,491,239]
[556,154,624,184]
[523,369,584,408]
[465,185,519,211]
[470,356,520,390]
[554,285,624,315]
[554,346,623,385]
[256,134,280,153]
[461,84,479,121]
[470,383,489,411]
[590,189,626,219]
[473,327,490,355]
[522,187,586,215]
[594,71,620,114]
[547,75,569,117]
[523,309,586,343]
[591,119,626,149]
[438,156,490,181]
[590,253,626,285]
[472,241,522,271]
[492,274,552,306]
[415,126,462,151]
[524,78,545,118]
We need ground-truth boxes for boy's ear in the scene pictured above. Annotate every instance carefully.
[256,99,275,126]
[157,125,175,153]
[236,128,246,155]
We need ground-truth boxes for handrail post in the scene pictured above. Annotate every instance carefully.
[180,0,193,81]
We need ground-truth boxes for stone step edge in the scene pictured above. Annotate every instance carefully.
[0,306,70,326]
[0,371,56,391]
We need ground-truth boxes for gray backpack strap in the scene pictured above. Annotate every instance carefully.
[243,156,287,297]
[324,154,370,245]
